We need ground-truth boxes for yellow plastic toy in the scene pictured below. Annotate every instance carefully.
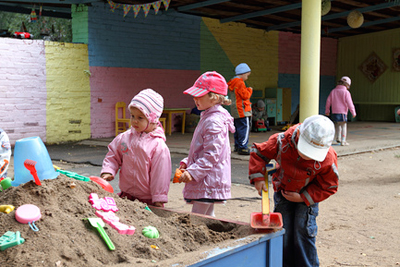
[0,205,15,214]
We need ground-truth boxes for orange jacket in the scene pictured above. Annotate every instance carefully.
[228,77,252,118]
[248,124,339,206]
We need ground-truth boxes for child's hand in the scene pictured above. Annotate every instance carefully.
[254,180,267,196]
[179,171,193,183]
[281,190,304,202]
[153,202,164,207]
[179,163,187,170]
[101,173,114,181]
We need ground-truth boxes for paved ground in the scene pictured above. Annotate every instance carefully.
[8,121,400,191]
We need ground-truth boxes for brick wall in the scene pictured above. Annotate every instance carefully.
[0,38,47,145]
[45,41,91,143]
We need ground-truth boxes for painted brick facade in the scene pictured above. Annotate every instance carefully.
[45,41,91,143]
[0,38,47,144]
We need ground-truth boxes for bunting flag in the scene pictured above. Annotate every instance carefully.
[123,4,132,17]
[152,1,161,14]
[133,4,141,18]
[107,0,121,12]
[30,7,37,23]
[107,0,169,18]
[161,0,170,11]
[142,3,152,17]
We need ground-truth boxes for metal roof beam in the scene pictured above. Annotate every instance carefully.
[267,1,400,32]
[0,3,71,18]
[177,0,230,12]
[0,0,97,4]
[220,2,302,23]
[324,16,400,35]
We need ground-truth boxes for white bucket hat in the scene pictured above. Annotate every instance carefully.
[298,115,334,162]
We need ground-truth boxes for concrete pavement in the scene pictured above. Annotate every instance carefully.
[64,120,400,160]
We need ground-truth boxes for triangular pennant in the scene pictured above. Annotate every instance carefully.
[107,0,121,12]
[133,5,141,18]
[123,4,132,17]
[142,3,152,17]
[30,7,37,23]
[152,1,161,14]
[161,0,170,11]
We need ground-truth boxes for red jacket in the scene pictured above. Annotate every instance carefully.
[249,124,339,206]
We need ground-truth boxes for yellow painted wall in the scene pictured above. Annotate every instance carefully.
[45,41,91,143]
[202,17,279,96]
[338,28,400,121]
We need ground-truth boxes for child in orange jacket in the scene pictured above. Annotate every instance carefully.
[228,63,253,155]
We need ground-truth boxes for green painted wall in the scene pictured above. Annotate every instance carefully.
[338,28,400,121]
[71,4,89,44]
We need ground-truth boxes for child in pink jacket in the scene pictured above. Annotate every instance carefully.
[101,89,171,207]
[178,71,235,217]
[325,76,356,146]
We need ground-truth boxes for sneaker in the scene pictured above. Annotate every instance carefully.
[238,148,250,155]
[341,141,349,146]
[233,146,238,152]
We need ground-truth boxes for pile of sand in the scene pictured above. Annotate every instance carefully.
[0,176,260,266]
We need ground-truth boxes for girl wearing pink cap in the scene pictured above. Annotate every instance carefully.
[178,71,235,217]
[101,89,171,207]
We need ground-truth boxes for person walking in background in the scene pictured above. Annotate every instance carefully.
[100,89,171,207]
[325,76,356,146]
[249,115,339,267]
[228,63,253,155]
[0,128,11,179]
[251,99,271,132]
[178,71,235,217]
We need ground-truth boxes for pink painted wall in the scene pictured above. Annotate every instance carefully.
[0,38,47,145]
[278,32,337,76]
[90,67,201,138]
[320,37,337,76]
[278,32,301,74]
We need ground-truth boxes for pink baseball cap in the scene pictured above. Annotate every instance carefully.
[183,71,228,97]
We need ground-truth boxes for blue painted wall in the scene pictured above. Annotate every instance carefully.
[88,3,201,69]
[279,73,336,115]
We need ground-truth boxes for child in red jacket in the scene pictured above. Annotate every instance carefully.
[249,115,338,267]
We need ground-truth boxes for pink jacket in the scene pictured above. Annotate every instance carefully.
[325,85,356,116]
[181,104,235,200]
[101,126,171,203]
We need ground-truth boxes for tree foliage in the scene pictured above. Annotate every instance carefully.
[0,11,72,42]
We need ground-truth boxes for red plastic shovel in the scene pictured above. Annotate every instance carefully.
[24,159,41,186]
[250,163,283,229]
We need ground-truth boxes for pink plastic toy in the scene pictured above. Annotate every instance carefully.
[88,193,118,212]
[95,210,135,235]
[15,204,41,231]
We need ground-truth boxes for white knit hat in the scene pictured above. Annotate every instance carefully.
[128,89,164,123]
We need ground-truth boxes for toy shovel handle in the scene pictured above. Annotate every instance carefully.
[96,222,115,250]
[262,162,276,215]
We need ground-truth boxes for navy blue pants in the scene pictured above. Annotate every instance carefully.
[233,117,250,150]
[274,191,320,267]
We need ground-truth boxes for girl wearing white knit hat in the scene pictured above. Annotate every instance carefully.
[100,89,171,207]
